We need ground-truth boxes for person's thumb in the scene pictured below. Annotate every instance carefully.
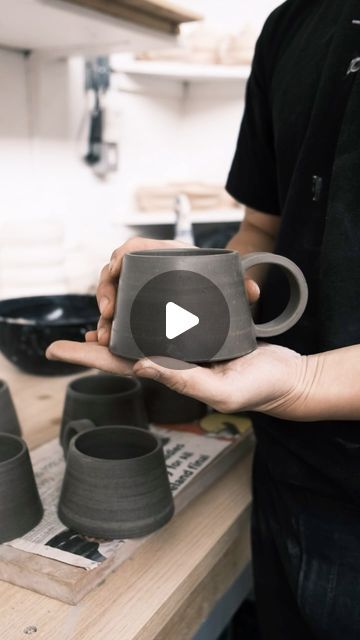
[245,277,260,304]
[133,356,222,408]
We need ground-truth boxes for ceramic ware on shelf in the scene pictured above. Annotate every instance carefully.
[60,374,148,449]
[0,294,99,376]
[0,380,21,436]
[58,421,174,539]
[140,378,207,424]
[0,433,43,544]
[110,248,308,363]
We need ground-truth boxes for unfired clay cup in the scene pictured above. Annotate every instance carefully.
[0,433,43,543]
[0,380,21,437]
[60,373,148,450]
[139,378,207,424]
[58,420,174,539]
[110,249,308,362]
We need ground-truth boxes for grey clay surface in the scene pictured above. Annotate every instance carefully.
[140,378,207,424]
[60,373,148,448]
[58,423,174,539]
[0,380,21,436]
[110,249,308,362]
[0,433,43,543]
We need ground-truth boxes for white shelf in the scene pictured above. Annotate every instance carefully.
[111,59,251,82]
[117,209,245,226]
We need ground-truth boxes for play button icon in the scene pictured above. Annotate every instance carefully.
[166,302,199,340]
[127,269,230,370]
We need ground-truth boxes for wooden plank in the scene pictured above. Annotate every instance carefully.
[120,0,202,22]
[63,0,201,36]
[153,525,251,640]
[0,354,253,639]
[0,437,252,604]
[0,456,252,639]
[193,563,252,640]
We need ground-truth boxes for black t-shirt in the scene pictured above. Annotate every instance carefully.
[226,0,360,504]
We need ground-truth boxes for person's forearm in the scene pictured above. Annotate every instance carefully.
[261,345,360,421]
[227,209,278,255]
[227,207,280,285]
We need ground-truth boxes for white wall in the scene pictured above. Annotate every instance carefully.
[0,48,29,138]
[0,1,281,295]
[180,0,281,32]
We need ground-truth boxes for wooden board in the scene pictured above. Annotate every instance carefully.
[0,456,252,640]
[0,354,253,638]
[0,433,253,604]
[63,0,201,35]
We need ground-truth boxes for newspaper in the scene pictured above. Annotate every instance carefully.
[6,426,231,570]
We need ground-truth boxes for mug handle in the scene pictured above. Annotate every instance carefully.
[241,252,308,338]
[62,419,95,456]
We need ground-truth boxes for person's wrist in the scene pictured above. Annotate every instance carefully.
[257,352,323,421]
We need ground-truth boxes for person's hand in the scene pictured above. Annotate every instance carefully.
[48,236,301,417]
[92,237,195,347]
[46,336,311,421]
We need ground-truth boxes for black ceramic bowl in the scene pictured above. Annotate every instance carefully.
[0,295,99,376]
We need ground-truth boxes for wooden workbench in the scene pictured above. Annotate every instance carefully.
[0,354,253,640]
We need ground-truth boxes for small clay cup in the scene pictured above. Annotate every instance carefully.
[0,380,21,436]
[58,420,174,539]
[60,374,148,449]
[110,249,308,362]
[0,433,43,543]
[140,378,207,424]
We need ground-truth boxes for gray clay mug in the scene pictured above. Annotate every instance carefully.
[109,249,308,363]
[60,373,148,449]
[139,378,207,424]
[0,380,21,436]
[0,433,43,543]
[58,420,174,539]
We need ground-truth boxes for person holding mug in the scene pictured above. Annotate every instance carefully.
[47,1,360,638]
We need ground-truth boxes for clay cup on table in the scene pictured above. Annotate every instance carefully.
[109,249,308,363]
[139,378,207,424]
[58,420,174,539]
[0,433,43,543]
[0,380,21,436]
[60,373,148,450]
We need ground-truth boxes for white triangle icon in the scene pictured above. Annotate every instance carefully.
[166,302,199,340]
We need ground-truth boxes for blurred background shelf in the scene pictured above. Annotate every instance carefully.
[121,208,245,225]
[0,0,200,56]
[111,59,251,82]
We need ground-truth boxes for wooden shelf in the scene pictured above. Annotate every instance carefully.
[116,208,245,226]
[0,0,200,56]
[111,58,251,82]
[65,0,201,35]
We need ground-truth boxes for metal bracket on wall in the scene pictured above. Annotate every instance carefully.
[85,56,111,92]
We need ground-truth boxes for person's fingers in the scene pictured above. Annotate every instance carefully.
[244,278,260,304]
[96,316,112,345]
[133,356,225,407]
[96,263,117,320]
[85,330,98,342]
[46,341,134,375]
[108,237,191,280]
[96,237,192,323]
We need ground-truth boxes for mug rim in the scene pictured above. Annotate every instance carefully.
[0,433,26,466]
[68,374,141,399]
[70,425,161,463]
[127,248,237,258]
